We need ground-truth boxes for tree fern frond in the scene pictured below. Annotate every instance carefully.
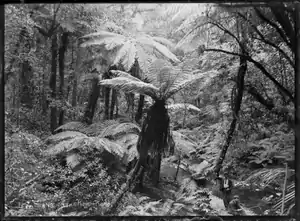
[54,121,88,133]
[80,36,126,49]
[166,70,219,98]
[45,131,88,146]
[101,122,141,139]
[99,77,159,98]
[151,37,175,49]
[113,41,137,71]
[109,70,142,82]
[137,36,180,63]
[93,137,125,159]
[168,103,201,112]
[83,120,120,136]
[45,136,88,156]
[80,30,124,39]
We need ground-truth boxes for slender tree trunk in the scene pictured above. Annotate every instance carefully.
[104,87,110,120]
[294,6,300,220]
[135,95,144,124]
[110,89,117,119]
[115,93,119,118]
[72,45,82,107]
[214,16,248,176]
[84,76,100,124]
[50,34,58,133]
[58,32,69,126]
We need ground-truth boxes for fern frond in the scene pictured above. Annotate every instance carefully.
[45,136,88,156]
[137,36,180,63]
[166,70,219,98]
[99,77,159,99]
[84,120,120,136]
[151,37,175,49]
[80,30,124,40]
[100,122,141,139]
[168,103,201,112]
[113,41,137,71]
[45,131,88,146]
[80,36,126,49]
[109,70,142,82]
[93,137,125,159]
[54,121,88,133]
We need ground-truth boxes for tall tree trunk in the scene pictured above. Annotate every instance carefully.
[214,16,248,176]
[84,76,100,124]
[58,32,69,126]
[110,89,117,119]
[72,45,82,107]
[135,95,145,124]
[115,93,119,118]
[294,5,300,220]
[104,87,110,120]
[50,34,58,133]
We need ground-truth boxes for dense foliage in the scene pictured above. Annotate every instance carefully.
[4,3,296,217]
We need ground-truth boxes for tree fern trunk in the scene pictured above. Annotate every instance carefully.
[50,34,58,133]
[135,94,144,124]
[104,87,110,120]
[84,69,100,124]
[214,17,248,176]
[110,89,116,119]
[72,46,81,108]
[115,93,119,118]
[58,32,69,126]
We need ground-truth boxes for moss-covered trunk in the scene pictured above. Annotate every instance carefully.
[50,34,58,133]
[84,75,100,124]
[58,32,69,126]
[135,95,145,124]
[110,89,117,119]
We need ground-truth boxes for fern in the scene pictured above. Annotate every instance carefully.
[80,30,180,72]
[100,122,141,139]
[45,131,88,145]
[100,77,160,98]
[83,120,120,136]
[168,103,201,112]
[54,121,88,133]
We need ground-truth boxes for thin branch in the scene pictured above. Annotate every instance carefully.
[237,12,294,68]
[205,48,294,102]
[207,17,244,50]
[269,3,295,49]
[254,7,292,50]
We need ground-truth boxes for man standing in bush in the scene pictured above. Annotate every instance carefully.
[217,170,233,209]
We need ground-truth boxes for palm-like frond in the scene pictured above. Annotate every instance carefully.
[168,103,201,112]
[54,121,88,133]
[100,122,141,139]
[83,120,120,136]
[80,30,180,72]
[109,70,143,82]
[166,69,219,98]
[137,36,180,63]
[151,36,175,49]
[45,131,88,146]
[99,77,160,99]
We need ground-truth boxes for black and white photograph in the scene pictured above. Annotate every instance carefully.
[3,2,298,220]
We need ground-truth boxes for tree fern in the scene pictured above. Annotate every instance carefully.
[100,77,160,98]
[100,122,141,139]
[80,30,180,73]
[168,103,201,112]
[54,121,88,133]
[45,131,88,146]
